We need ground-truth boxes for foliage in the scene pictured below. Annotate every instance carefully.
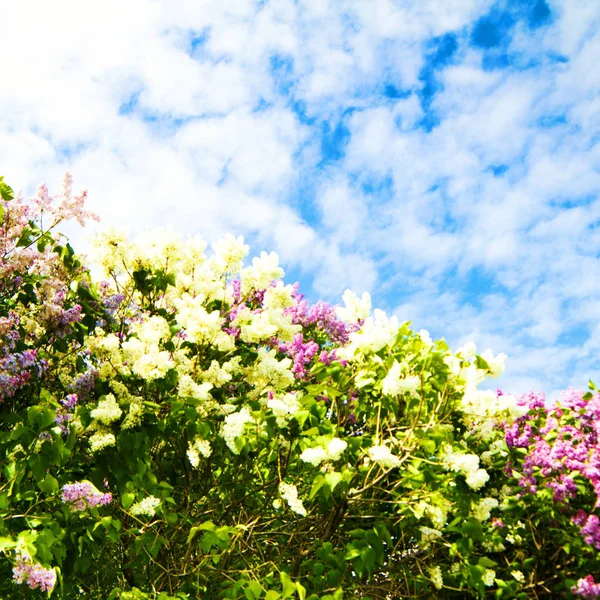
[0,175,599,599]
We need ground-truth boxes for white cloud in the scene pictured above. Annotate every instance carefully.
[1,0,599,395]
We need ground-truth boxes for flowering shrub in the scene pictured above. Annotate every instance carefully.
[0,175,599,599]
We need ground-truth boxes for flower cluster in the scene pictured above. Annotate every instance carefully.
[574,575,600,599]
[279,483,307,517]
[130,496,161,518]
[300,438,348,466]
[61,481,112,511]
[12,554,56,592]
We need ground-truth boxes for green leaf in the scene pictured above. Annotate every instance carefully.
[419,438,436,455]
[247,580,263,598]
[280,572,296,598]
[38,473,59,494]
[0,536,15,552]
[0,180,14,201]
[121,493,135,509]
[325,471,342,492]
[344,547,361,560]
[265,592,281,600]
[462,519,484,541]
[309,474,326,500]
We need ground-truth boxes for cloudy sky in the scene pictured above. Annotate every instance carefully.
[2,0,599,397]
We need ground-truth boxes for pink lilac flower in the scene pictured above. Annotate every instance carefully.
[503,389,600,553]
[61,481,112,511]
[573,575,600,598]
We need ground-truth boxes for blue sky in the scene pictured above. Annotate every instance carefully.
[1,0,600,397]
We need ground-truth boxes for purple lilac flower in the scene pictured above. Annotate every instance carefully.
[72,369,97,398]
[103,293,125,313]
[60,393,78,410]
[17,349,37,368]
[250,288,266,304]
[12,557,56,592]
[0,345,45,401]
[318,349,338,366]
[227,302,247,322]
[548,474,578,503]
[279,333,319,379]
[59,304,82,326]
[230,279,242,302]
[61,481,112,511]
[580,514,600,549]
[223,326,240,338]
[504,422,534,448]
[284,293,353,345]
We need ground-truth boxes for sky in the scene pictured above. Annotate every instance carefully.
[1,0,600,398]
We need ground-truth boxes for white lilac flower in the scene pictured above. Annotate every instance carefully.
[121,400,144,430]
[279,483,307,516]
[335,289,371,324]
[90,394,122,425]
[240,251,284,294]
[511,570,525,583]
[220,407,254,454]
[429,566,443,590]
[326,438,348,461]
[268,392,300,427]
[301,438,347,466]
[419,526,442,548]
[480,349,506,377]
[465,468,490,491]
[212,234,249,274]
[418,329,432,346]
[89,430,116,453]
[441,444,489,490]
[130,496,161,517]
[482,569,496,587]
[263,282,295,310]
[300,446,329,466]
[471,497,499,522]
[368,445,401,468]
[187,437,212,467]
[457,341,477,360]
[381,361,403,397]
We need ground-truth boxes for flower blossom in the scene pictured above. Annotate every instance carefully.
[12,554,56,592]
[368,445,401,468]
[279,482,307,516]
[62,481,112,511]
[130,496,161,517]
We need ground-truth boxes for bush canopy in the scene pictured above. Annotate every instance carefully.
[0,176,599,599]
